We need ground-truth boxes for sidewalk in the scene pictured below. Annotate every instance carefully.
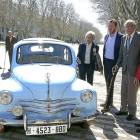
[92,63,140,139]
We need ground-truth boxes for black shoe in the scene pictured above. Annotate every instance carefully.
[100,102,113,107]
[115,111,128,116]
[8,69,11,72]
[135,123,140,127]
[101,106,110,112]
[0,66,2,69]
[136,128,140,133]
[126,114,136,121]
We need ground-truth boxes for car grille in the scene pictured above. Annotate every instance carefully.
[7,98,85,115]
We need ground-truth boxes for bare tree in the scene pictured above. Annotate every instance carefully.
[0,0,102,42]
[90,0,140,33]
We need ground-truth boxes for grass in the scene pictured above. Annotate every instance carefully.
[0,41,5,45]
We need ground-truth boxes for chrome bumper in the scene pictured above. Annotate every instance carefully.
[0,112,99,129]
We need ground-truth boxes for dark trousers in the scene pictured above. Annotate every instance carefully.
[104,58,117,106]
[8,51,12,68]
[80,64,94,85]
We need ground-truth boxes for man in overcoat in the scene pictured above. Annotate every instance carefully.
[5,31,17,71]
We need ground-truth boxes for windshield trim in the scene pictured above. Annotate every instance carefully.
[16,43,73,65]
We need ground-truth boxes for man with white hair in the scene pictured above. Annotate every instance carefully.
[77,31,99,85]
[112,19,140,121]
[5,31,17,71]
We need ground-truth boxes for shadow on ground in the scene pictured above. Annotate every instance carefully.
[1,72,10,80]
[91,106,140,139]
[0,123,96,140]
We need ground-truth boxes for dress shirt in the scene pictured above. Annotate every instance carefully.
[115,30,136,68]
[10,37,12,42]
[84,42,92,64]
[127,30,135,43]
[104,31,117,60]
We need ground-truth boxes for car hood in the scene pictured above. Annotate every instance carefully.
[13,65,76,100]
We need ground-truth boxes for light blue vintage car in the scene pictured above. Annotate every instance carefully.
[0,38,98,135]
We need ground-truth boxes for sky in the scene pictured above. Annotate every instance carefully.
[63,0,107,38]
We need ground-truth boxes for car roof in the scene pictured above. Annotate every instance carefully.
[21,38,65,43]
[15,38,75,51]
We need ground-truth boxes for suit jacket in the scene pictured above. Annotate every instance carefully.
[103,32,123,65]
[77,42,99,72]
[116,31,140,76]
[6,35,17,52]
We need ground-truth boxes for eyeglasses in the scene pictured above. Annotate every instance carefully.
[124,25,135,29]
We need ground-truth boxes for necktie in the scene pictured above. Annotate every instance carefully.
[127,36,131,51]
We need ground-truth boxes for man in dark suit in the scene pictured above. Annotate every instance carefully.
[5,31,17,71]
[113,20,140,121]
[77,31,99,85]
[101,19,123,112]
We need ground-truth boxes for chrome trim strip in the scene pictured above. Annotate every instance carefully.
[45,73,51,101]
[7,110,12,112]
[7,103,80,112]
[21,103,80,110]
[18,98,76,105]
[0,113,99,126]
[24,114,27,131]
[23,107,85,115]
[7,107,85,115]
[68,113,71,129]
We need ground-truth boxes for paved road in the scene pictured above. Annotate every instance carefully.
[0,45,140,140]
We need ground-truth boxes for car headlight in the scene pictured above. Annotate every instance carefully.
[12,105,23,117]
[73,108,80,116]
[81,90,93,103]
[0,91,12,105]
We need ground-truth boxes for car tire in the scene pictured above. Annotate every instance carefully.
[0,126,10,133]
[80,122,89,129]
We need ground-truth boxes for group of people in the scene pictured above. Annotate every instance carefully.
[77,19,140,132]
[0,20,140,130]
[0,31,17,71]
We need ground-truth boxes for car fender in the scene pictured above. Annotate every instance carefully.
[62,78,97,117]
[0,76,34,118]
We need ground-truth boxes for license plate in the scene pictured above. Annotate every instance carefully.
[26,124,67,135]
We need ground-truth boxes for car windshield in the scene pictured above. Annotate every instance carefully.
[16,43,72,65]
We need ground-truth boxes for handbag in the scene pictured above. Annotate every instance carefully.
[94,58,98,71]
[95,52,103,72]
